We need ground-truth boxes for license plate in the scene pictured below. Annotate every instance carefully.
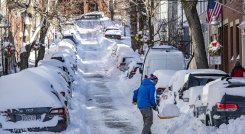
[21,115,36,121]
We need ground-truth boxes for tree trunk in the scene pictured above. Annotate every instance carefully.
[20,45,30,70]
[35,19,49,67]
[138,0,145,54]
[130,0,138,51]
[181,0,208,69]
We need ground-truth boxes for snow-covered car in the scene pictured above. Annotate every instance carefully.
[117,52,140,72]
[169,69,228,105]
[126,61,143,79]
[105,29,122,40]
[27,66,72,108]
[153,70,178,105]
[0,70,69,133]
[194,77,245,127]
[38,59,75,81]
[57,39,77,55]
[63,33,79,45]
[51,52,78,71]
[42,64,73,88]
[115,44,133,58]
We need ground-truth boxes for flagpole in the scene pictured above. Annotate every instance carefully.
[217,1,244,15]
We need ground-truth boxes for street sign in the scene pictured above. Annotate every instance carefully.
[209,56,221,65]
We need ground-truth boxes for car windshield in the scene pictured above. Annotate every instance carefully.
[106,28,119,31]
[187,75,225,89]
[82,15,102,19]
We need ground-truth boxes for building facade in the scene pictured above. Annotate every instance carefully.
[218,0,243,73]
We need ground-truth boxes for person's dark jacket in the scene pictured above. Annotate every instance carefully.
[133,78,157,109]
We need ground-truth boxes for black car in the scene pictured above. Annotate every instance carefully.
[178,73,229,101]
[194,77,245,127]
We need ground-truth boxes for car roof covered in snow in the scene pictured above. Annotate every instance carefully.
[0,70,63,109]
[39,59,65,67]
[187,69,227,75]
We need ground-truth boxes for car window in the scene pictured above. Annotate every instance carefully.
[51,57,64,62]
[226,82,245,88]
[188,75,216,88]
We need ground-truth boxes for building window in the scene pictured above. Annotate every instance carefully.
[230,26,233,59]
[236,24,240,56]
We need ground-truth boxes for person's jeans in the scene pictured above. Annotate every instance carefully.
[140,107,153,134]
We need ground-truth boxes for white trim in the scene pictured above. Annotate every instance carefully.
[230,21,233,27]
[235,19,240,25]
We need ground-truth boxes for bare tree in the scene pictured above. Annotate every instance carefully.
[181,0,208,69]
[7,0,84,70]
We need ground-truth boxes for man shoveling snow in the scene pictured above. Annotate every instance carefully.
[132,74,158,134]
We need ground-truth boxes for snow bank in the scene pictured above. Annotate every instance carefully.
[159,104,180,117]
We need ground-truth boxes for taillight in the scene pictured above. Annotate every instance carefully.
[60,91,65,97]
[50,108,66,116]
[216,103,238,111]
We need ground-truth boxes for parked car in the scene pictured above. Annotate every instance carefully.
[126,60,143,79]
[194,77,245,127]
[169,69,228,105]
[27,67,72,108]
[38,59,75,78]
[117,52,140,72]
[0,70,69,133]
[105,29,122,40]
[153,70,178,106]
[51,52,77,71]
[115,44,133,57]
[143,45,186,78]
[63,33,78,45]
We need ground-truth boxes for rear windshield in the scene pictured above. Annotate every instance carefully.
[187,75,221,88]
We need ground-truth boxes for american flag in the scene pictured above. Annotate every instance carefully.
[206,0,222,23]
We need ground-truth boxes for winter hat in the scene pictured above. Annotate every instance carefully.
[150,74,158,80]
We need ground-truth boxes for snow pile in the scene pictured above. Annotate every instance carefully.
[215,116,245,134]
[159,104,180,117]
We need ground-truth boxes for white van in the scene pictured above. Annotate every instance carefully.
[143,45,185,77]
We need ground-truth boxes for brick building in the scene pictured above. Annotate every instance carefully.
[58,0,110,17]
[217,0,243,73]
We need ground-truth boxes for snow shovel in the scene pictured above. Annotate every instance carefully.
[156,104,180,120]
